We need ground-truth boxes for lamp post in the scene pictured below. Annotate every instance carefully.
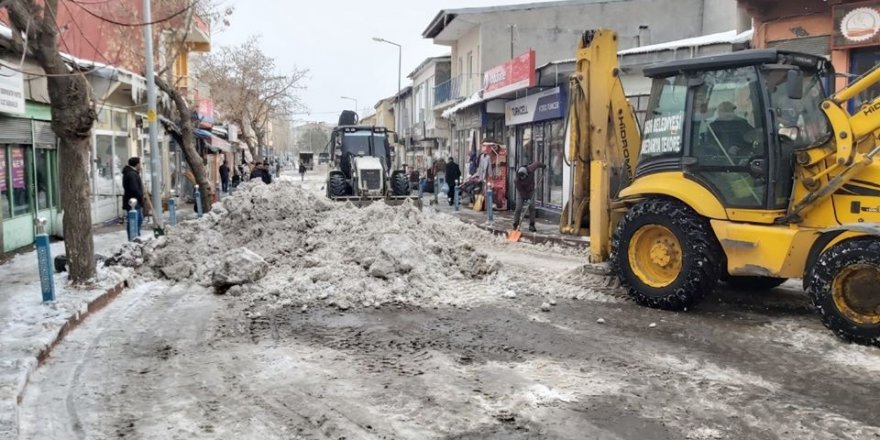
[341,96,358,114]
[372,36,403,168]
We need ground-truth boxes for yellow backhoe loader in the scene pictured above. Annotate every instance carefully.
[562,29,880,345]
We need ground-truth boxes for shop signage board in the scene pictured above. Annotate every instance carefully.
[505,87,566,126]
[11,147,24,189]
[833,1,880,48]
[0,62,25,114]
[483,50,536,100]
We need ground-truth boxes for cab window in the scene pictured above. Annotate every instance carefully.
[640,75,687,161]
[689,66,768,209]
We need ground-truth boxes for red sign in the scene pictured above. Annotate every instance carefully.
[0,148,5,192]
[11,147,24,189]
[483,50,536,99]
[197,98,215,128]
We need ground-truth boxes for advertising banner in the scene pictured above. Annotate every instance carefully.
[11,147,24,189]
[483,50,536,100]
[0,148,5,192]
[0,62,25,114]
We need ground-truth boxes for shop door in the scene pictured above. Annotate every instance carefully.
[849,48,880,113]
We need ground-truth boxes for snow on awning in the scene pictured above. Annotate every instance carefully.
[195,129,232,153]
[618,29,753,56]
[441,90,485,119]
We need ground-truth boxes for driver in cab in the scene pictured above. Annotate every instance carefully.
[710,101,756,160]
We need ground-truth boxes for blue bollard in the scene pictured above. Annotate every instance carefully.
[418,177,424,201]
[194,185,203,219]
[454,180,461,212]
[34,218,55,303]
[168,197,177,226]
[487,186,494,222]
[127,198,139,241]
[433,177,439,205]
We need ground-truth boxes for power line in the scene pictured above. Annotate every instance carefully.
[68,0,196,27]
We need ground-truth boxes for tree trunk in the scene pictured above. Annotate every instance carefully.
[155,76,213,213]
[243,136,259,164]
[254,130,266,163]
[6,0,98,282]
[58,136,95,280]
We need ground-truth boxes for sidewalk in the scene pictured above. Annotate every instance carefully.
[424,193,589,248]
[0,229,133,438]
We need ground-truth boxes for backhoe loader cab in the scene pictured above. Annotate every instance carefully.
[562,30,880,345]
[326,123,411,202]
[634,50,833,212]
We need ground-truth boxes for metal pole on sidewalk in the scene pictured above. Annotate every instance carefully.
[34,218,55,303]
[143,0,163,226]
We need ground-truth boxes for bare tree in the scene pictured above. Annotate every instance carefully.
[194,36,307,162]
[4,0,97,282]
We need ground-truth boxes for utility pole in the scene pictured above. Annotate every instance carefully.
[143,0,163,225]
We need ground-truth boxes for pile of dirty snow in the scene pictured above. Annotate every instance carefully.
[136,180,502,312]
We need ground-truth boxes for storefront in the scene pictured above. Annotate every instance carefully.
[1,103,60,253]
[505,86,567,212]
[747,0,880,106]
[449,105,486,173]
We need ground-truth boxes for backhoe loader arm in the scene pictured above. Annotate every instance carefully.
[786,64,880,222]
[560,29,641,263]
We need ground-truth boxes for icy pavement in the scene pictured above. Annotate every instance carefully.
[13,170,880,439]
[0,230,132,437]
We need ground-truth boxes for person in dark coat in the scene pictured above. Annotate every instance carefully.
[445,157,462,206]
[299,162,307,181]
[513,161,546,232]
[122,157,145,232]
[219,161,230,193]
[250,162,266,183]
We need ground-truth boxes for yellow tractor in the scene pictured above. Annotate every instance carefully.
[562,30,880,345]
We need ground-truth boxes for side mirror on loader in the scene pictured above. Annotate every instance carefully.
[787,69,804,100]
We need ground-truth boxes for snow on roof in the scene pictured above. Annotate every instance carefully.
[441,91,484,119]
[618,29,753,56]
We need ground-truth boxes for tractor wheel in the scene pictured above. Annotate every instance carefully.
[807,238,880,346]
[612,198,723,311]
[391,172,410,196]
[328,173,349,198]
[726,276,788,291]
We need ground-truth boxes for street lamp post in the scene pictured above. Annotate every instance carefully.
[341,96,358,114]
[372,37,403,168]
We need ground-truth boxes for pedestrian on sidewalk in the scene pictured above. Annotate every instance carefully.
[122,157,145,231]
[513,160,546,233]
[299,162,307,181]
[445,157,461,206]
[219,160,230,193]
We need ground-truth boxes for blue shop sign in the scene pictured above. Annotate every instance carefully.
[505,87,566,126]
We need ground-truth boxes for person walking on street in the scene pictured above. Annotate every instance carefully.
[219,160,230,193]
[299,162,307,181]
[445,157,461,206]
[513,160,546,233]
[122,157,145,232]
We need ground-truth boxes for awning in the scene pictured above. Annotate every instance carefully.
[195,128,233,153]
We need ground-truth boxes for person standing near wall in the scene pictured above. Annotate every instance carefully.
[122,157,145,231]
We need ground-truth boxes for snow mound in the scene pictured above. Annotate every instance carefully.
[141,180,500,312]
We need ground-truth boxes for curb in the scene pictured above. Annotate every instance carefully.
[472,223,589,248]
[1,280,127,438]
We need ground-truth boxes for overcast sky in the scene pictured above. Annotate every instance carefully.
[213,0,547,123]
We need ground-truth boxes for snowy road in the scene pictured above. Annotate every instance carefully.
[18,170,880,439]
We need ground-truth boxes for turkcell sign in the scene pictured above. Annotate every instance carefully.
[505,87,566,125]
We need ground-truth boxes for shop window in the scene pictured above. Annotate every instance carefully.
[113,135,130,194]
[10,145,31,217]
[95,134,115,197]
[95,108,112,130]
[113,111,129,131]
[35,148,56,210]
[548,119,565,207]
[0,146,8,219]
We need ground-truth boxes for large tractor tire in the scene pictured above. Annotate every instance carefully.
[726,276,788,291]
[391,172,411,196]
[612,198,723,311]
[807,238,880,346]
[327,173,349,198]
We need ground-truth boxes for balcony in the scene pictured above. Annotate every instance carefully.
[434,75,483,109]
